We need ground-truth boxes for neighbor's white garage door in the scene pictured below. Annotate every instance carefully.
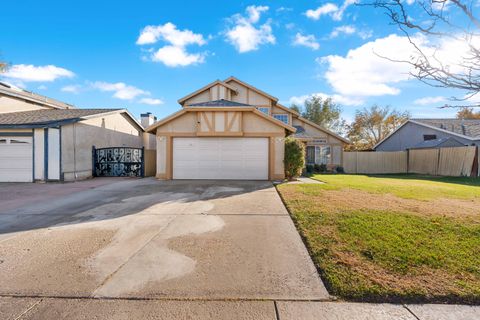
[0,137,33,182]
[173,137,269,180]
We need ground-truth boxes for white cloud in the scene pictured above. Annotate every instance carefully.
[330,25,373,39]
[136,22,206,47]
[3,64,74,82]
[358,29,374,40]
[414,96,447,105]
[91,81,148,100]
[61,84,82,94]
[306,0,356,21]
[225,5,275,53]
[152,45,205,67]
[320,34,413,97]
[136,22,207,67]
[293,33,320,50]
[319,33,480,101]
[139,97,164,105]
[330,25,356,38]
[289,92,363,106]
[37,85,47,90]
[305,3,339,20]
[246,5,269,23]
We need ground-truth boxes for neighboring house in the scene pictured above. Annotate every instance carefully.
[374,119,480,151]
[146,77,349,180]
[0,109,145,182]
[0,82,74,112]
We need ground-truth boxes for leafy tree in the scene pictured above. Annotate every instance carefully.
[457,107,480,119]
[284,137,305,180]
[290,104,301,114]
[291,96,347,135]
[347,105,410,151]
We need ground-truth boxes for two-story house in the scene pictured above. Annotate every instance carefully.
[146,77,349,180]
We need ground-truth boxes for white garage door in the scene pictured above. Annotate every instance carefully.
[173,137,269,180]
[0,137,33,182]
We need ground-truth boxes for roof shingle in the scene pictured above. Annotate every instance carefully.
[186,99,253,107]
[0,109,122,127]
[413,118,480,139]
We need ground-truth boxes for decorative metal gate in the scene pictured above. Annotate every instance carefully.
[93,146,144,177]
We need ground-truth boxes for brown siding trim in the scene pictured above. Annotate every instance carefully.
[269,136,275,180]
[197,132,244,137]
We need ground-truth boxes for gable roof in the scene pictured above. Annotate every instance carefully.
[0,108,143,130]
[276,103,300,116]
[223,76,279,103]
[187,99,253,107]
[0,82,76,110]
[374,118,480,149]
[409,137,465,149]
[178,80,238,105]
[413,118,480,139]
[295,116,350,144]
[146,107,296,133]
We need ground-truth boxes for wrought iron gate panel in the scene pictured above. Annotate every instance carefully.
[93,146,144,177]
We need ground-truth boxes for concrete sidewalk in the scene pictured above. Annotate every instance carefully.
[1,297,479,320]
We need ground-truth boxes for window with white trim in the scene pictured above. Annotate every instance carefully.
[257,107,269,115]
[273,113,289,124]
[315,146,331,165]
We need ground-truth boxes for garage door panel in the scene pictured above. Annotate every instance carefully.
[173,137,268,180]
[0,137,33,182]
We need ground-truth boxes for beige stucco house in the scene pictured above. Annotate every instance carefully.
[0,82,152,182]
[146,77,349,180]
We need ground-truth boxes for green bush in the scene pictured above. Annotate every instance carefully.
[284,137,305,180]
[314,163,327,173]
[336,166,345,173]
[306,165,314,174]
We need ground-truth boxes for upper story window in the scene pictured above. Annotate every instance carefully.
[273,113,289,124]
[257,107,270,115]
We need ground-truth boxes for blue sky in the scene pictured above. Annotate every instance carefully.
[0,0,472,122]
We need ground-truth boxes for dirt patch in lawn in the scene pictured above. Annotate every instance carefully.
[300,188,480,221]
[277,182,480,304]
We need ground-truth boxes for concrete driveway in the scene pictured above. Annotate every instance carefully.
[0,178,328,318]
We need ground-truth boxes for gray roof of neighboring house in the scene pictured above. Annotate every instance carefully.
[409,137,466,149]
[186,99,253,107]
[0,109,123,128]
[0,81,76,110]
[412,118,480,139]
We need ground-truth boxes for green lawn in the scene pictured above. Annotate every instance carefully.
[309,174,480,200]
[277,174,480,304]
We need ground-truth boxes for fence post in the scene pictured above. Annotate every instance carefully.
[406,149,410,174]
[92,146,96,177]
[473,146,479,177]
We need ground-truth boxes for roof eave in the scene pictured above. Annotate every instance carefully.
[177,80,238,105]
[223,76,279,102]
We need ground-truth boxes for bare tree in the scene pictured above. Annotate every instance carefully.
[363,0,480,107]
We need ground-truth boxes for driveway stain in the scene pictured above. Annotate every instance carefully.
[52,189,226,297]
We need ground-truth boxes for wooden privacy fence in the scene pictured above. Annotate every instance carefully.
[344,146,479,177]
